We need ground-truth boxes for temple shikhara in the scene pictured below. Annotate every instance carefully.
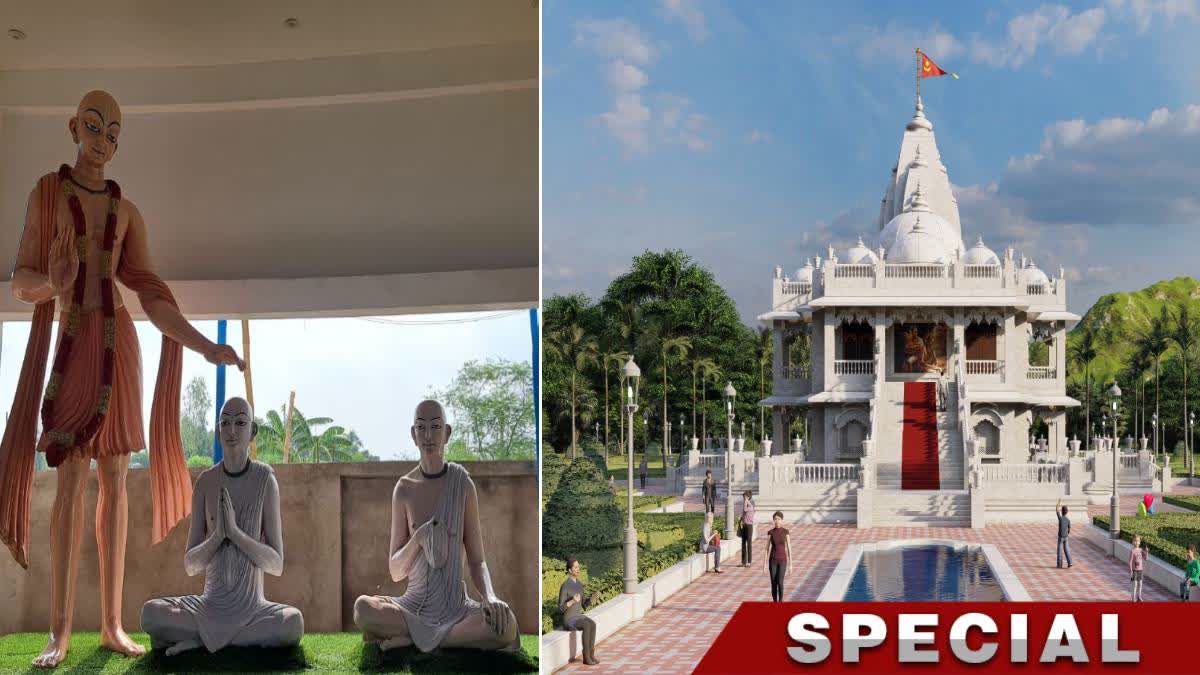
[675,96,1174,526]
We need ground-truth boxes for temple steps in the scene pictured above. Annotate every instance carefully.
[871,489,971,527]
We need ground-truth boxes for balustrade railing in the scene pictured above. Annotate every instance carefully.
[783,364,811,380]
[782,281,812,295]
[885,264,945,279]
[963,264,1000,278]
[773,463,858,484]
[1027,366,1055,380]
[833,264,874,279]
[1120,454,1139,471]
[1027,284,1047,295]
[966,360,1002,375]
[981,463,1066,483]
[834,359,874,375]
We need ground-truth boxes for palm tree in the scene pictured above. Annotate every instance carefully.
[1135,307,1171,456]
[1068,324,1099,451]
[545,324,599,458]
[755,327,773,442]
[601,350,630,462]
[698,359,723,448]
[1170,303,1198,475]
[653,334,691,463]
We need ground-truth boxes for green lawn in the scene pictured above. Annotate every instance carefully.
[1164,495,1200,512]
[605,453,668,479]
[0,633,538,674]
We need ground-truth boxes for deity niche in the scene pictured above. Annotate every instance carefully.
[893,322,948,374]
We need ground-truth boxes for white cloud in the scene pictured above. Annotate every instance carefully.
[835,21,964,67]
[575,18,657,64]
[970,4,1108,68]
[605,59,649,92]
[746,129,772,144]
[599,93,652,155]
[660,0,709,41]
[1106,0,1200,33]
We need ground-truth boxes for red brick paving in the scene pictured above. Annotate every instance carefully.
[556,515,1186,673]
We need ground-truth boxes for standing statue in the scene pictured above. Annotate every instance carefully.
[141,397,303,655]
[353,399,520,653]
[0,91,243,668]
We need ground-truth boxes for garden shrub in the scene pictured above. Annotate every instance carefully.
[541,449,569,509]
[1164,495,1200,512]
[543,457,623,557]
[1094,513,1200,570]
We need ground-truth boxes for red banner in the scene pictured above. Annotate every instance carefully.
[694,602,1195,673]
[920,53,948,78]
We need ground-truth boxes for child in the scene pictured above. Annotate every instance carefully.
[1129,535,1146,602]
[1182,543,1199,602]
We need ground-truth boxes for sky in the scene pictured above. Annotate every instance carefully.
[0,311,535,461]
[543,0,1200,323]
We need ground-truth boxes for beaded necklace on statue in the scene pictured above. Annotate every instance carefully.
[41,164,120,467]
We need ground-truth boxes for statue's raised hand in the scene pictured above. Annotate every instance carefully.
[47,221,79,293]
[205,343,245,371]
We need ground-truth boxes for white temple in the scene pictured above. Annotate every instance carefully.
[673,97,1173,526]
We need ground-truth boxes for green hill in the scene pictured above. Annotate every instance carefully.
[1067,276,1200,387]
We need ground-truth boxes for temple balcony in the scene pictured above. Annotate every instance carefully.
[766,259,1071,315]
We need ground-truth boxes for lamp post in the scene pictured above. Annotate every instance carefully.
[1153,410,1161,487]
[724,381,738,543]
[1108,382,1122,540]
[680,414,685,455]
[1190,411,1196,479]
[622,357,641,593]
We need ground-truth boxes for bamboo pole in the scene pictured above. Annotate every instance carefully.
[242,319,257,459]
[283,391,296,463]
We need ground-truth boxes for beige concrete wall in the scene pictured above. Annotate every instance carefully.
[0,460,538,636]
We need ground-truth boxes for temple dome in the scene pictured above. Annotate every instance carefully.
[794,259,815,283]
[843,237,879,265]
[962,236,1000,266]
[1022,258,1050,287]
[877,183,961,255]
[887,216,950,264]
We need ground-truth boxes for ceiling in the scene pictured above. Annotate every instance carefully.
[0,0,537,70]
[0,1,537,313]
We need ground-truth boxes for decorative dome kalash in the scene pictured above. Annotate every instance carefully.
[886,215,951,264]
[794,258,816,283]
[1020,257,1050,289]
[962,235,1000,266]
[843,237,880,265]
[877,182,963,260]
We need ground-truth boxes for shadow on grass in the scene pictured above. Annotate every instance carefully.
[358,643,537,674]
[141,644,309,672]
[57,645,117,675]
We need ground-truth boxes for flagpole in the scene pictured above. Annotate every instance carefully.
[915,47,921,105]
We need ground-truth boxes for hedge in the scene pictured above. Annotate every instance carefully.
[1164,495,1200,513]
[543,457,624,557]
[1093,512,1200,571]
[612,490,679,513]
[541,515,725,633]
[542,449,569,510]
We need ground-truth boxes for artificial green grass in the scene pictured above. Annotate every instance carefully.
[605,453,667,479]
[0,633,537,674]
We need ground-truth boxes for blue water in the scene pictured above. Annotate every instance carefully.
[843,544,1005,601]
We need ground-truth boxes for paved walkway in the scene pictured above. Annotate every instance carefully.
[557,514,1188,674]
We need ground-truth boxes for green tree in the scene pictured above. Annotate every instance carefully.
[429,358,535,460]
[545,325,599,458]
[1136,307,1171,453]
[600,350,630,461]
[1069,324,1099,450]
[255,405,372,463]
[542,457,622,558]
[1170,303,1198,475]
[181,376,213,460]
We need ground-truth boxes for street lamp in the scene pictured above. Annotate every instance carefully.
[1108,382,1122,540]
[680,414,685,455]
[1190,411,1196,479]
[724,381,738,543]
[622,357,641,593]
[1153,411,1161,489]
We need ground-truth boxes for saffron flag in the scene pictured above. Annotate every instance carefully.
[919,50,959,79]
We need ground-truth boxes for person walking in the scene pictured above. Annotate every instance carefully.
[739,491,756,567]
[700,511,722,574]
[764,511,790,602]
[558,556,602,666]
[1129,535,1146,601]
[1182,543,1199,601]
[702,470,717,514]
[638,456,648,491]
[1055,499,1072,568]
